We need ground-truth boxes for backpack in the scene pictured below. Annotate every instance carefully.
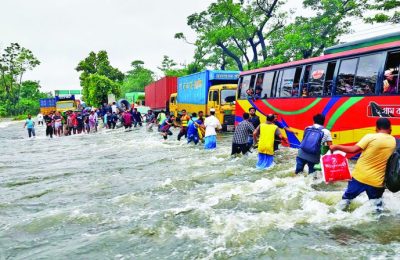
[385,139,400,193]
[300,126,324,155]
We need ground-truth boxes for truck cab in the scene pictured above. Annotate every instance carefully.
[55,95,77,112]
[169,93,178,117]
[207,84,237,131]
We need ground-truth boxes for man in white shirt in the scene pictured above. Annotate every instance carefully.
[111,102,117,114]
[204,108,222,149]
[37,113,44,126]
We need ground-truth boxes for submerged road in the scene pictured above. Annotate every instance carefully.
[1,120,400,259]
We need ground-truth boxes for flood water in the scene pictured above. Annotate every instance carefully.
[1,120,400,259]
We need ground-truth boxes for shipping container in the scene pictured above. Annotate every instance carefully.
[177,70,239,105]
[39,98,56,108]
[145,77,177,111]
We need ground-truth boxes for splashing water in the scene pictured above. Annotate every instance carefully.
[1,121,400,259]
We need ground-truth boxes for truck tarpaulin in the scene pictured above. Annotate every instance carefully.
[39,98,56,107]
[177,70,239,105]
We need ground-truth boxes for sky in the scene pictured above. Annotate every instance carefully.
[1,0,400,92]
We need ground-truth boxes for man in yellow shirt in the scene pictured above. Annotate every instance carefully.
[330,118,396,211]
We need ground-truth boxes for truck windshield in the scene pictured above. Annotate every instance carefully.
[56,101,75,109]
[221,90,236,105]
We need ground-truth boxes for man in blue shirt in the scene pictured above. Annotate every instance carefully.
[24,114,36,138]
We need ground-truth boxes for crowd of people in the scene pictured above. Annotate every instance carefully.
[232,107,397,212]
[26,102,398,212]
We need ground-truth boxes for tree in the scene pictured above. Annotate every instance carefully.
[83,74,121,107]
[366,0,400,23]
[121,60,155,95]
[0,43,40,101]
[76,51,123,106]
[0,43,42,116]
[158,55,203,77]
[262,0,368,66]
[177,0,286,70]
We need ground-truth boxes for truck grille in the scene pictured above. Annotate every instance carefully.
[223,115,235,125]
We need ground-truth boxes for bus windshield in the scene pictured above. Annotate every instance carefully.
[221,89,236,104]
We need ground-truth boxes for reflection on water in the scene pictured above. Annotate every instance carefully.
[1,120,400,259]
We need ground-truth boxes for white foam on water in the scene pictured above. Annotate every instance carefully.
[175,226,208,240]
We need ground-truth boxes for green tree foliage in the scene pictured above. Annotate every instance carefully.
[76,51,124,106]
[158,55,203,77]
[366,0,400,23]
[0,43,45,116]
[177,0,286,71]
[84,74,121,107]
[121,60,155,95]
[264,0,367,66]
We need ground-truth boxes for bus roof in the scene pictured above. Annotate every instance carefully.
[241,38,400,77]
[324,31,400,55]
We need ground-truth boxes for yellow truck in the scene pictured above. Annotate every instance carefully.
[55,95,78,112]
[169,70,239,131]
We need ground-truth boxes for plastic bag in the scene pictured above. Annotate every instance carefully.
[321,151,351,183]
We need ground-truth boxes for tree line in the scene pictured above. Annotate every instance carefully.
[0,43,51,117]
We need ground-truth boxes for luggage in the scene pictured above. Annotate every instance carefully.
[385,139,400,192]
[321,151,351,183]
[300,126,324,154]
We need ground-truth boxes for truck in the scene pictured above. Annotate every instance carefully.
[145,76,177,112]
[169,70,239,131]
[125,92,145,106]
[55,95,78,112]
[39,98,56,115]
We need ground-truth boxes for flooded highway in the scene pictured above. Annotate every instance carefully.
[1,120,400,259]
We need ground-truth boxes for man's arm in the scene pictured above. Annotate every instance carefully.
[253,126,260,143]
[330,144,362,154]
[284,126,298,135]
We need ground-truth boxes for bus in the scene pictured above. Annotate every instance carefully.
[235,32,400,148]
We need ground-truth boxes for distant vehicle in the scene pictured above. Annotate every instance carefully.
[170,70,239,131]
[125,92,145,106]
[39,98,56,115]
[55,95,78,112]
[236,31,400,147]
[145,77,177,113]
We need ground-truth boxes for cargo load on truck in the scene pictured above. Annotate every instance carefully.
[145,76,177,112]
[172,70,239,131]
[39,98,56,115]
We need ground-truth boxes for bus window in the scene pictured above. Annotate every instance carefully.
[355,54,380,95]
[308,63,328,96]
[261,72,275,98]
[272,70,283,97]
[241,75,256,98]
[323,61,336,96]
[382,51,400,94]
[254,73,264,99]
[301,65,312,97]
[292,67,303,97]
[279,68,296,97]
[336,58,358,95]
[237,77,244,99]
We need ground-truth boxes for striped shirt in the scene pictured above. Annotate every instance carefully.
[233,120,255,144]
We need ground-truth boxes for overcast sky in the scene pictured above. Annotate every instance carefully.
[1,0,399,92]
